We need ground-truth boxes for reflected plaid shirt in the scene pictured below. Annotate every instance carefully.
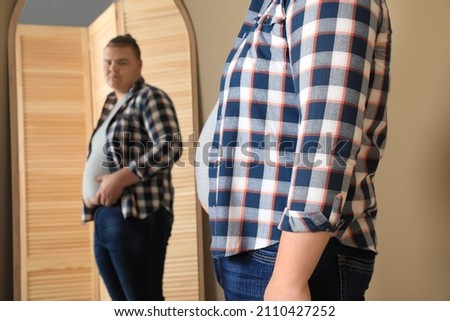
[82,78,182,222]
[208,0,391,256]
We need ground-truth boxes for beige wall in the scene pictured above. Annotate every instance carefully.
[1,0,449,300]
[367,0,450,300]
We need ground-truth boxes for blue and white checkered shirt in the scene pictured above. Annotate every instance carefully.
[208,0,392,257]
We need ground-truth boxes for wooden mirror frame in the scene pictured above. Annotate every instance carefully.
[8,0,203,300]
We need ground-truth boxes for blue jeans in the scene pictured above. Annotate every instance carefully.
[94,206,172,301]
[213,238,375,301]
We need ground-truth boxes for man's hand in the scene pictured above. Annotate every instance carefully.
[95,168,140,206]
[264,231,330,301]
[83,197,99,209]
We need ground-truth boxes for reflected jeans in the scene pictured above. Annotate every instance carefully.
[213,237,375,301]
[94,206,172,301]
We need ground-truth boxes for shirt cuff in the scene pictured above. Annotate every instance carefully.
[279,195,343,232]
[128,162,146,180]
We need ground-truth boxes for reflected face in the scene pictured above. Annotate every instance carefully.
[103,46,142,95]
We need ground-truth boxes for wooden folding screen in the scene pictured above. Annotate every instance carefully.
[88,4,122,122]
[15,25,94,300]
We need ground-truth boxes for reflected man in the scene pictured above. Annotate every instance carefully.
[82,34,182,301]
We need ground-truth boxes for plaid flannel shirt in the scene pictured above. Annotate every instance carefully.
[208,0,391,256]
[82,78,182,222]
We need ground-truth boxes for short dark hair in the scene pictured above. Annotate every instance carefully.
[106,34,141,60]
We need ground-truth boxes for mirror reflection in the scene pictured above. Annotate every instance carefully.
[11,0,201,300]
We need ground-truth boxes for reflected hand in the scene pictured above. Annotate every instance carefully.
[84,197,99,209]
[95,174,125,207]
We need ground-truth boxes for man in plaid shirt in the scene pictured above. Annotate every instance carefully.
[205,0,391,300]
[82,34,182,300]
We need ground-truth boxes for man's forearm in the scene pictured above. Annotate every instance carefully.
[114,167,141,187]
[265,231,330,300]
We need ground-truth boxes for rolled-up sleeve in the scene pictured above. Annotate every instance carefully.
[280,0,384,232]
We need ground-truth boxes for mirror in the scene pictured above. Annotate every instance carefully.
[8,0,203,300]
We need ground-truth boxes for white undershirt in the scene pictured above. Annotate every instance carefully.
[195,103,218,212]
[82,94,128,200]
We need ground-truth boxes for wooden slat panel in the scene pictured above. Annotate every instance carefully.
[28,268,92,301]
[16,24,94,300]
[122,0,200,300]
[88,4,119,123]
